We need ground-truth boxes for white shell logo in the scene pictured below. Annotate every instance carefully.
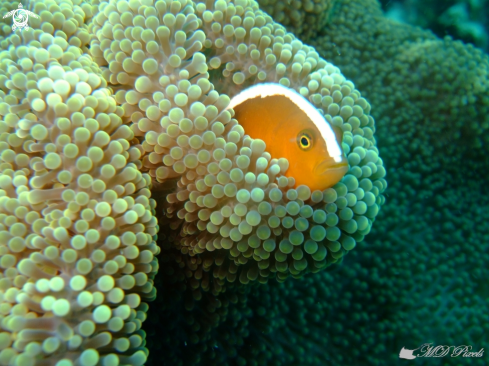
[2,3,39,31]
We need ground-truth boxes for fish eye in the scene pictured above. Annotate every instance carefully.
[297,130,314,151]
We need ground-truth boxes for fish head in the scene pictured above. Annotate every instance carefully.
[288,126,349,191]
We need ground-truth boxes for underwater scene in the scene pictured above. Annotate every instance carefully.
[0,0,487,365]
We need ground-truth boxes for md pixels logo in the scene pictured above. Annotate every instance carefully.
[3,3,39,32]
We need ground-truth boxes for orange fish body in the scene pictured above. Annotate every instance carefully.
[229,84,349,192]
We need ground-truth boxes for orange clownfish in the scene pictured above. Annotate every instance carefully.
[228,83,349,192]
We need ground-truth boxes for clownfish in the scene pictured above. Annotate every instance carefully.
[228,83,349,192]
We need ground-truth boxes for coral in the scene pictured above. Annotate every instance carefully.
[91,0,385,295]
[0,0,159,365]
[0,0,16,42]
[146,0,489,365]
[0,0,389,364]
[312,0,489,163]
[257,0,337,41]
[146,236,489,366]
[310,0,489,362]
[380,0,489,52]
[0,0,95,49]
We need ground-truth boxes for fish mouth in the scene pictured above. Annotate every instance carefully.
[314,158,349,175]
